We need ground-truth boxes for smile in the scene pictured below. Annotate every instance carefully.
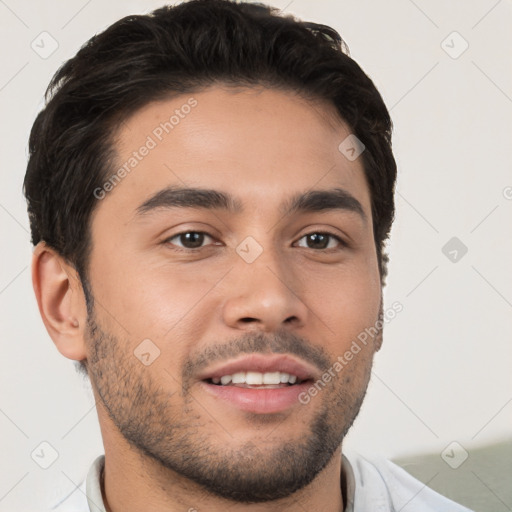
[209,371,302,387]
[199,354,317,414]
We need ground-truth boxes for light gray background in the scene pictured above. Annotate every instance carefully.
[1,0,511,510]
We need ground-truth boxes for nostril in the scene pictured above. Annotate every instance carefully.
[240,317,257,323]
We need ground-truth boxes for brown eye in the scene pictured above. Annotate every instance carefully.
[296,232,345,250]
[166,231,214,250]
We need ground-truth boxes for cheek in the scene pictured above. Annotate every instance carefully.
[90,254,228,341]
[304,261,381,338]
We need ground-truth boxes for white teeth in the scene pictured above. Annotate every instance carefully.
[246,371,263,385]
[232,372,245,384]
[263,372,281,385]
[220,375,232,385]
[212,371,301,386]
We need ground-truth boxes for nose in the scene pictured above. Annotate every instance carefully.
[221,247,309,333]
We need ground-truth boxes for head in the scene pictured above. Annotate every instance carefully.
[25,0,396,504]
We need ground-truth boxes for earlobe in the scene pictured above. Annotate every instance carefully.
[32,242,87,361]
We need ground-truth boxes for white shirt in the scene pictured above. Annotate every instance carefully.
[50,453,474,511]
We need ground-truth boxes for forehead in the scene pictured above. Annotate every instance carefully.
[96,86,371,222]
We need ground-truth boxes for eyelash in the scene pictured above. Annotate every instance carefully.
[163,230,347,252]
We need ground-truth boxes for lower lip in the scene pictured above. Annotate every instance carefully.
[200,381,311,414]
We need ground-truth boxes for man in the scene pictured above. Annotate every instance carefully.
[24,1,473,510]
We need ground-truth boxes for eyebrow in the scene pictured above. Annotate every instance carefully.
[135,185,367,222]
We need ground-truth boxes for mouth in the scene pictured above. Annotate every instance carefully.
[198,354,317,414]
[206,370,306,388]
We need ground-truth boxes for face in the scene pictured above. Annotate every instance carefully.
[84,86,382,502]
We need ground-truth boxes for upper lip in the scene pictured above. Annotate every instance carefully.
[198,353,319,381]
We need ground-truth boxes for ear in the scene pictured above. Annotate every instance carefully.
[32,242,88,361]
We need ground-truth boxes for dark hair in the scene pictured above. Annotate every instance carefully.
[24,0,396,335]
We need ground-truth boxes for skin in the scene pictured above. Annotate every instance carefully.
[33,86,383,511]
